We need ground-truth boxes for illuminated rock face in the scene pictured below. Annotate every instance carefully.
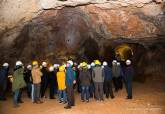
[0,1,165,81]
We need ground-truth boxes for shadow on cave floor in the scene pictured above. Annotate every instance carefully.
[0,81,165,114]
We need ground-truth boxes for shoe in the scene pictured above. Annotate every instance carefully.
[59,101,63,104]
[13,104,20,108]
[64,105,71,109]
[126,96,132,99]
[63,101,67,104]
[86,100,89,103]
[111,96,115,99]
[18,100,24,103]
[37,100,43,104]
[50,97,55,99]
[81,100,85,102]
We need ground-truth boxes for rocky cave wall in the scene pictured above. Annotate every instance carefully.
[0,0,165,82]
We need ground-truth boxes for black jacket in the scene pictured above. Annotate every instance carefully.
[79,69,91,86]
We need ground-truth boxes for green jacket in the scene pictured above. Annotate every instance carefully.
[12,68,26,92]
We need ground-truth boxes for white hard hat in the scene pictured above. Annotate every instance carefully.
[3,63,9,67]
[49,66,54,72]
[53,64,59,68]
[126,60,131,65]
[117,62,120,66]
[27,65,32,69]
[67,60,73,66]
[91,62,95,67]
[42,62,47,67]
[112,60,117,64]
[87,65,91,69]
[16,61,23,66]
[103,61,108,66]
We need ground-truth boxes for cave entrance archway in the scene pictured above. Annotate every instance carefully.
[115,44,133,61]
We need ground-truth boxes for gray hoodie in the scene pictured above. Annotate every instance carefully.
[92,66,104,83]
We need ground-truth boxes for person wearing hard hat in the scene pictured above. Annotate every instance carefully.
[24,65,32,98]
[31,61,43,104]
[0,63,9,101]
[64,60,76,109]
[57,66,67,104]
[124,60,134,99]
[89,62,95,98]
[48,66,56,99]
[40,62,49,98]
[112,60,121,92]
[12,61,26,107]
[53,64,59,95]
[79,62,91,102]
[102,61,114,99]
[92,60,104,101]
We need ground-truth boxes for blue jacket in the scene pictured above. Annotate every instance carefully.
[124,66,134,82]
[66,67,75,86]
[103,66,113,81]
[0,67,8,84]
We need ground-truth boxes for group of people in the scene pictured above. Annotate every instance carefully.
[0,59,134,109]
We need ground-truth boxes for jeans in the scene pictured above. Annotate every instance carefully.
[0,81,7,100]
[13,89,20,105]
[27,83,32,98]
[33,84,41,102]
[58,90,67,102]
[66,85,75,106]
[81,86,90,101]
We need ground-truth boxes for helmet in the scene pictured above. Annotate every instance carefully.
[27,65,32,70]
[3,63,9,67]
[49,66,54,72]
[16,61,23,66]
[112,60,117,63]
[117,62,120,66]
[32,61,38,66]
[94,60,101,65]
[103,61,108,66]
[59,66,65,72]
[53,64,59,68]
[126,60,131,65]
[91,62,95,67]
[87,65,91,69]
[42,62,47,67]
[82,62,87,67]
[67,60,73,66]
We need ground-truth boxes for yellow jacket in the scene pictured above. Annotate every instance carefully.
[57,71,66,90]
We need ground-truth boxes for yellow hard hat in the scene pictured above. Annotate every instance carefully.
[82,62,87,67]
[59,66,65,72]
[32,61,38,66]
[94,60,101,65]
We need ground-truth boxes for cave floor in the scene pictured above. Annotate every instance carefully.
[0,82,165,114]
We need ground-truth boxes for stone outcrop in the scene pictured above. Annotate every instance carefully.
[0,0,165,81]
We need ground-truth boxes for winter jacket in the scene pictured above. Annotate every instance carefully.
[79,69,91,86]
[12,67,26,92]
[103,66,113,81]
[31,68,42,84]
[66,67,75,86]
[24,69,32,83]
[0,67,9,85]
[92,66,104,83]
[57,71,66,90]
[112,65,121,78]
[124,66,134,82]
[41,67,49,84]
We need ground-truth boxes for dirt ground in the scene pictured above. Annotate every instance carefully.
[0,82,165,114]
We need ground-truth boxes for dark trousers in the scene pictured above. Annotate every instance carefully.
[40,81,48,98]
[34,84,41,102]
[26,83,32,98]
[113,77,120,92]
[94,82,104,100]
[89,82,94,98]
[66,85,75,106]
[81,85,90,101]
[124,79,132,98]
[49,82,55,99]
[0,82,7,100]
[104,80,114,98]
